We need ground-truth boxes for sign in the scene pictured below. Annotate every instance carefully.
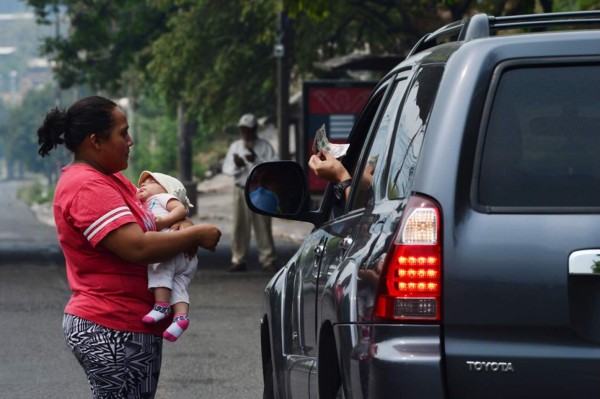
[301,80,376,192]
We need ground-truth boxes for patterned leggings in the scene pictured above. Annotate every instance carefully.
[62,314,163,399]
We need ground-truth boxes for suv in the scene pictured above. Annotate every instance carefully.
[245,11,600,399]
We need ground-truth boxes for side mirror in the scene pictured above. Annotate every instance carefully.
[244,161,313,222]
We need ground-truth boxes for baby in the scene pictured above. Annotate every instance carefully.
[137,171,197,342]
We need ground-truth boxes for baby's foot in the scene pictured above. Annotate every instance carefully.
[163,314,190,342]
[142,302,171,323]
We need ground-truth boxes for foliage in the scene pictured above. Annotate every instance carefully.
[126,87,179,182]
[553,0,600,10]
[147,0,278,131]
[24,0,568,134]
[26,0,167,94]
[16,179,55,205]
[20,0,596,184]
[592,255,600,274]
[0,85,67,180]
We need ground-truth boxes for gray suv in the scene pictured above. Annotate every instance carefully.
[245,11,600,399]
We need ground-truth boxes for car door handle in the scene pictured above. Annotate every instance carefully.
[569,249,600,275]
[314,244,325,263]
[340,237,353,251]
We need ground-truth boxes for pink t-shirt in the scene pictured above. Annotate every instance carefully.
[54,164,169,335]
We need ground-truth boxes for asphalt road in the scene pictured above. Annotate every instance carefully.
[0,179,304,398]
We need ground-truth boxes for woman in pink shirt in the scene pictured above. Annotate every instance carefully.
[37,95,221,398]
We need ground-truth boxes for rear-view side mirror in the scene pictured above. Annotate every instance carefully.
[244,161,309,218]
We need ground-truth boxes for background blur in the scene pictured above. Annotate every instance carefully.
[0,0,592,203]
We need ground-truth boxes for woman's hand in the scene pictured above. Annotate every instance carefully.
[169,218,194,232]
[171,219,221,256]
[194,224,221,252]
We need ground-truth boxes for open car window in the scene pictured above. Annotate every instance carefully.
[350,77,409,211]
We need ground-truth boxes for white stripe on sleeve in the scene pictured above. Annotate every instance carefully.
[84,206,133,242]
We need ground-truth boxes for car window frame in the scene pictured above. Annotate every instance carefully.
[347,72,412,211]
[472,57,600,214]
[321,73,399,219]
[384,64,445,202]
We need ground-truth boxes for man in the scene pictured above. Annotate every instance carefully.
[222,113,278,272]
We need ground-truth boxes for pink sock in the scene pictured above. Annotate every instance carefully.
[163,314,189,342]
[142,302,171,323]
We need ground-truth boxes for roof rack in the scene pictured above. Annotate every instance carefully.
[407,10,600,57]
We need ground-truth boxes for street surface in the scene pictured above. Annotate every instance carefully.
[0,177,313,398]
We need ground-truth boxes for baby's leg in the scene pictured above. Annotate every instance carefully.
[142,287,172,323]
[163,256,197,342]
[143,262,175,323]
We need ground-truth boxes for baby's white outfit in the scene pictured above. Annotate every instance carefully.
[146,193,198,305]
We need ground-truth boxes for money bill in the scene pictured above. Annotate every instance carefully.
[312,124,349,159]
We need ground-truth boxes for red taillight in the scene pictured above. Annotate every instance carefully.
[374,195,442,321]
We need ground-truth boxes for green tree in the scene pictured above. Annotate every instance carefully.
[26,0,167,94]
[0,85,66,181]
[25,0,586,181]
[147,1,278,130]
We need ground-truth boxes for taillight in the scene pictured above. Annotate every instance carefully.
[374,195,442,321]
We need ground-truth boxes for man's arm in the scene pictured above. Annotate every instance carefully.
[222,141,245,177]
[254,140,279,164]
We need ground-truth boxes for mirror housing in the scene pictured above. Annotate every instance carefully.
[244,161,318,225]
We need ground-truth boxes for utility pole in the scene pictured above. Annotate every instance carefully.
[53,1,61,108]
[275,6,290,160]
[177,102,197,216]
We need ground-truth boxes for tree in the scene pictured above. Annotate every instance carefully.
[147,1,278,128]
[0,85,65,181]
[26,0,167,94]
[25,0,587,181]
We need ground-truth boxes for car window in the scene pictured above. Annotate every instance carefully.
[387,66,444,200]
[478,63,600,209]
[324,83,389,218]
[350,78,408,211]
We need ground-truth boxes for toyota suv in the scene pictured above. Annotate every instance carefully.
[245,11,600,399]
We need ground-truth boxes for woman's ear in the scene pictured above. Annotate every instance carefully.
[88,133,101,150]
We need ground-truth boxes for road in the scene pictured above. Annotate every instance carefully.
[0,178,309,399]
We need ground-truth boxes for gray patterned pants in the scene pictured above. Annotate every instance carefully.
[62,314,163,399]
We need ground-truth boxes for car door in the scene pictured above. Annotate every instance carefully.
[303,73,417,397]
[444,60,600,399]
[284,79,393,397]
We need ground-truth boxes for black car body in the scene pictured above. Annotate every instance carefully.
[246,11,600,399]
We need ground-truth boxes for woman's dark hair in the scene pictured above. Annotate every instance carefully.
[37,96,118,157]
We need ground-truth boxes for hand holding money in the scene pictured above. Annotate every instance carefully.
[312,124,349,159]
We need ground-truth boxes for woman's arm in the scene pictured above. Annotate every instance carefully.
[101,222,221,264]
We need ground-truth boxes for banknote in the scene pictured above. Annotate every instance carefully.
[312,124,349,159]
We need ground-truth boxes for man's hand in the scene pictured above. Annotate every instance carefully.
[245,148,256,163]
[308,150,352,183]
[233,154,246,168]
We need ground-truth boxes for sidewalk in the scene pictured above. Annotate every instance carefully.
[194,173,313,244]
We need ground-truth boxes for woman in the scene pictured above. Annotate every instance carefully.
[37,96,221,398]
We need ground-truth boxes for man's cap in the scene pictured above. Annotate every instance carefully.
[138,171,193,209]
[237,113,258,129]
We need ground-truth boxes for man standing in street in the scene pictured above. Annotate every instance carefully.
[222,113,278,272]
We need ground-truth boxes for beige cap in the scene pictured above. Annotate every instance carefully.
[237,113,257,129]
[138,171,193,209]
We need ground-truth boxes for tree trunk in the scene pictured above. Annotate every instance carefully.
[177,102,198,215]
